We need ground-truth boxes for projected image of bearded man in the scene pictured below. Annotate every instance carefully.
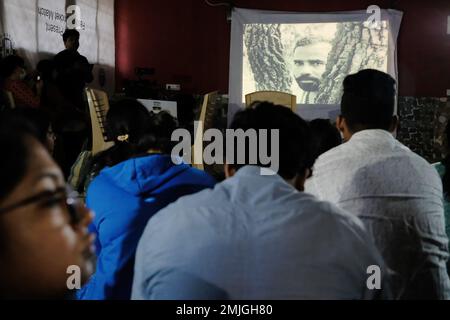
[292,38,332,104]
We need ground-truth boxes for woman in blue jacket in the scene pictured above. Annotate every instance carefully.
[77,99,216,300]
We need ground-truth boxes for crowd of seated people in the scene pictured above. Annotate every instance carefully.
[0,66,449,300]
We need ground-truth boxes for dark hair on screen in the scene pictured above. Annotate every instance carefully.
[92,99,178,171]
[0,55,25,79]
[341,69,396,132]
[63,29,80,42]
[0,113,40,203]
[228,101,315,180]
[309,119,342,159]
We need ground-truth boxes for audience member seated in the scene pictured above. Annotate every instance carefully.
[0,113,95,299]
[132,102,389,300]
[77,99,216,300]
[0,55,42,109]
[309,118,342,159]
[305,69,450,299]
[433,121,450,275]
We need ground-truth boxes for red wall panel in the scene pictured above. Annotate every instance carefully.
[115,0,450,97]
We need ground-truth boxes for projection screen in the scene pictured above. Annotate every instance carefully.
[0,0,115,94]
[228,8,403,122]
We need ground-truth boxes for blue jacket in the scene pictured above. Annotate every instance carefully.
[77,154,216,300]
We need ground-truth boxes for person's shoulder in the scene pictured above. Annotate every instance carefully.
[54,49,69,59]
[314,142,350,164]
[183,166,217,186]
[394,140,440,173]
[304,194,364,227]
[144,182,227,229]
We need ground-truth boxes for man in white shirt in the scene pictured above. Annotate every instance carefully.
[305,69,450,299]
[132,102,389,300]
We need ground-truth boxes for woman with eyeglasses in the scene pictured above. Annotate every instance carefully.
[0,115,95,299]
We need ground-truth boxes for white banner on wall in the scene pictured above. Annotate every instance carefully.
[228,8,403,122]
[0,0,115,94]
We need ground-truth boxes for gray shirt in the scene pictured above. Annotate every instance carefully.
[305,129,450,299]
[132,166,388,300]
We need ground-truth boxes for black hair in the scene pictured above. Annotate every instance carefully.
[0,113,39,203]
[6,109,51,146]
[0,55,25,79]
[309,119,342,159]
[62,29,80,43]
[341,69,396,132]
[442,121,450,198]
[228,101,315,180]
[36,59,56,82]
[92,99,178,171]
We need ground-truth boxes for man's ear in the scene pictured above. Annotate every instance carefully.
[336,115,345,132]
[336,115,351,142]
[390,115,399,134]
[224,164,236,179]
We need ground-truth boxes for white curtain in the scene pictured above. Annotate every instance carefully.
[0,0,115,94]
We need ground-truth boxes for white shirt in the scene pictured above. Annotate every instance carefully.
[305,129,450,299]
[132,166,389,300]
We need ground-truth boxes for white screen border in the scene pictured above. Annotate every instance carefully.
[228,8,403,123]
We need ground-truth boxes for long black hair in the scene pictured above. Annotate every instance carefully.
[92,99,178,171]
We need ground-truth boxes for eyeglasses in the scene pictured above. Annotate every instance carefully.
[0,186,84,225]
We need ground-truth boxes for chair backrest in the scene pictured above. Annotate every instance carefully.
[192,91,219,170]
[3,90,16,109]
[245,91,296,112]
[85,88,114,156]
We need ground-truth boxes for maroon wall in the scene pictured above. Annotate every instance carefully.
[115,0,450,97]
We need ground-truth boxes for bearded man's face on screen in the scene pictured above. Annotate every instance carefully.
[293,41,332,92]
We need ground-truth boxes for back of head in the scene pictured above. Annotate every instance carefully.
[106,99,152,147]
[309,119,342,158]
[341,69,396,132]
[228,102,314,180]
[0,55,25,79]
[147,111,179,154]
[62,29,80,42]
[94,99,178,170]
